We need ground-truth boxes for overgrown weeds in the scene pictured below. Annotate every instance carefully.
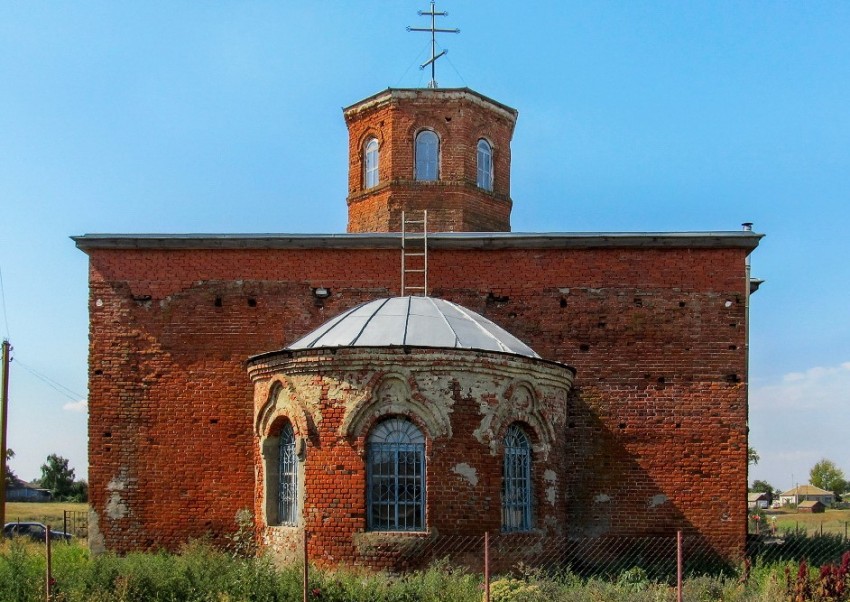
[1,539,849,602]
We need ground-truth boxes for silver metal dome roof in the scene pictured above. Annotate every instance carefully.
[287,296,540,358]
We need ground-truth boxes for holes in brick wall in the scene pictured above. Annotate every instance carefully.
[103,432,111,438]
[729,344,738,350]
[94,369,103,376]
[729,322,737,328]
[210,419,219,425]
[579,343,590,352]
[214,296,223,307]
[445,116,452,122]
[597,319,607,328]
[679,301,686,308]
[568,422,576,429]
[559,298,567,308]
[132,295,152,306]
[725,373,741,384]
[247,298,257,307]
[486,292,510,304]
[633,298,643,307]
[618,422,626,430]
[104,445,111,452]
[657,376,666,385]
[675,422,681,429]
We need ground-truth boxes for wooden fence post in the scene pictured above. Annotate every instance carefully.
[45,526,53,602]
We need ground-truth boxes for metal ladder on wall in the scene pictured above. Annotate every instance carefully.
[401,210,428,297]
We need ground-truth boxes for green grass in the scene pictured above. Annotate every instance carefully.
[766,508,850,537]
[4,502,88,532]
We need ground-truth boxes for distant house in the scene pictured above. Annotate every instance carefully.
[5,478,52,502]
[779,484,834,507]
[748,492,770,509]
[797,500,826,514]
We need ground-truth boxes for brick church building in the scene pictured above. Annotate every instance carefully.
[75,85,761,567]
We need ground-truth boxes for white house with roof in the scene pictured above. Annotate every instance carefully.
[778,484,834,507]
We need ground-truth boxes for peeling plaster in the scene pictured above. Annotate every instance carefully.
[452,463,479,487]
[543,470,557,483]
[106,475,130,520]
[594,494,611,503]
[88,509,106,555]
[546,486,556,505]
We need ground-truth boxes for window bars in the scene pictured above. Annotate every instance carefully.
[278,422,298,525]
[502,424,532,532]
[367,418,426,531]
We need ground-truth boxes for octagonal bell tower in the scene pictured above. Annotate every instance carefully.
[344,88,518,233]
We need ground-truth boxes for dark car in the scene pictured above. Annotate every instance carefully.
[2,522,73,542]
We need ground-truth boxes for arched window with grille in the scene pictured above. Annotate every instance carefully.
[502,424,532,532]
[415,130,439,181]
[278,422,298,525]
[366,418,426,531]
[364,138,379,189]
[477,139,493,191]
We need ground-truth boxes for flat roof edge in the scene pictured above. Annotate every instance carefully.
[72,231,764,252]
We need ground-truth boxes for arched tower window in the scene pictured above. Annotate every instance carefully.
[415,130,439,181]
[364,138,379,189]
[278,422,298,525]
[477,139,493,191]
[366,418,426,531]
[502,424,532,532]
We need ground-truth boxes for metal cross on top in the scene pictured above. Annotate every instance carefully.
[407,1,460,89]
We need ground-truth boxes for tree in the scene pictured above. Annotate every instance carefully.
[748,447,760,466]
[809,458,848,501]
[67,479,88,503]
[39,453,76,500]
[3,448,18,487]
[750,479,776,503]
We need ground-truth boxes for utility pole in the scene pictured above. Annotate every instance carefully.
[0,339,10,528]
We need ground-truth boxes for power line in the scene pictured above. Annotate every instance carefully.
[13,358,85,402]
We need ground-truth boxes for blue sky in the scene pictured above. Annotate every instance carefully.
[1,2,848,492]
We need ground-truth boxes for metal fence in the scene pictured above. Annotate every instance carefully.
[62,509,87,539]
[9,527,850,602]
[329,531,850,582]
[296,530,850,602]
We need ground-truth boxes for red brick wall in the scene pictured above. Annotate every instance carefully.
[84,244,749,558]
[344,90,516,232]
